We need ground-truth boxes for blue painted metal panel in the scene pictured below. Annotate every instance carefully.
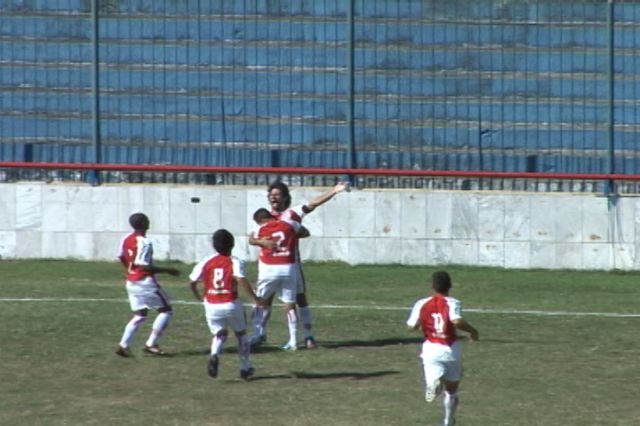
[0,1,639,176]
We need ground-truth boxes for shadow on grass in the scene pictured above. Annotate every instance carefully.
[248,370,400,382]
[320,337,422,348]
[291,370,400,380]
[171,345,286,357]
[247,374,297,382]
[170,336,422,357]
[170,348,210,357]
[249,345,297,354]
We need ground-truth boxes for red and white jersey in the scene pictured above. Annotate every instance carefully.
[253,219,301,277]
[272,204,307,223]
[118,231,154,282]
[189,253,246,304]
[406,295,462,346]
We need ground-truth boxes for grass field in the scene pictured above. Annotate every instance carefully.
[2,260,640,426]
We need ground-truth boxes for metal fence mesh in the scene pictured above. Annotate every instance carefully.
[1,0,639,190]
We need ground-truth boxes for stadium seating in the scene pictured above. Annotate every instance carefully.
[1,0,640,174]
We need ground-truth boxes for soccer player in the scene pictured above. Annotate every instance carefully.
[248,181,350,349]
[189,229,260,380]
[406,271,479,426]
[251,207,303,350]
[115,212,180,357]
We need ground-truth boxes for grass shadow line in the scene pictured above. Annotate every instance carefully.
[291,370,400,380]
[321,337,422,349]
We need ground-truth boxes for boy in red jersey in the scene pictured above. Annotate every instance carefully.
[115,213,180,357]
[248,181,350,349]
[406,271,479,426]
[251,208,303,350]
[189,229,261,380]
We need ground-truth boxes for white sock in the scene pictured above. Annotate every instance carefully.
[299,306,313,338]
[251,306,270,338]
[236,333,252,371]
[443,391,459,425]
[211,333,227,356]
[286,309,298,346]
[119,315,147,348]
[145,311,172,347]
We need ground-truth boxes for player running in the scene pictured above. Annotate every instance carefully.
[115,212,180,357]
[189,229,261,380]
[406,271,479,426]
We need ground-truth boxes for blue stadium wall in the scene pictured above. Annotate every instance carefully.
[1,0,640,174]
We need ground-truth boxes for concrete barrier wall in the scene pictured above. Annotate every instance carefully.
[0,182,636,270]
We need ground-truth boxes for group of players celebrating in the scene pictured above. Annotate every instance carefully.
[114,181,349,378]
[114,180,478,426]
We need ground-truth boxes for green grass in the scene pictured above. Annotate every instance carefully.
[2,260,640,425]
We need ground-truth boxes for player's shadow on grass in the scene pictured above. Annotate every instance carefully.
[321,336,422,349]
[169,348,211,357]
[172,346,284,357]
[247,370,400,382]
[291,370,400,380]
[249,345,296,354]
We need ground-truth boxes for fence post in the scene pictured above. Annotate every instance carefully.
[346,0,356,181]
[606,0,615,196]
[89,0,101,186]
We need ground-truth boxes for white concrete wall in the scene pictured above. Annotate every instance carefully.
[0,182,636,270]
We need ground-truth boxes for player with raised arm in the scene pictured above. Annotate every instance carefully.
[251,207,304,350]
[115,213,180,358]
[189,229,261,380]
[406,271,479,426]
[248,181,350,349]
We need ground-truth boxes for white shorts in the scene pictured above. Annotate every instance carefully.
[125,277,171,311]
[203,300,247,335]
[256,275,297,304]
[420,341,463,383]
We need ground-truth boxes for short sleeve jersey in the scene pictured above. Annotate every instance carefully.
[272,204,306,223]
[406,295,462,346]
[119,231,153,281]
[253,219,301,276]
[189,253,246,304]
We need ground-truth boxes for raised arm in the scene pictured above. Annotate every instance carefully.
[302,181,350,213]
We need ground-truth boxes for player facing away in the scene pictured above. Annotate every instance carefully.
[115,213,180,357]
[248,181,350,349]
[188,229,261,380]
[406,271,479,426]
[251,207,304,351]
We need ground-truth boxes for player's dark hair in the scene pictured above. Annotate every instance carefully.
[129,212,149,231]
[253,207,274,222]
[212,229,234,255]
[267,181,292,209]
[432,270,452,294]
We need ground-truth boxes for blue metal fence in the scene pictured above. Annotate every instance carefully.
[1,0,639,177]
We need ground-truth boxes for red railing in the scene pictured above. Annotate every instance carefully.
[0,161,637,181]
